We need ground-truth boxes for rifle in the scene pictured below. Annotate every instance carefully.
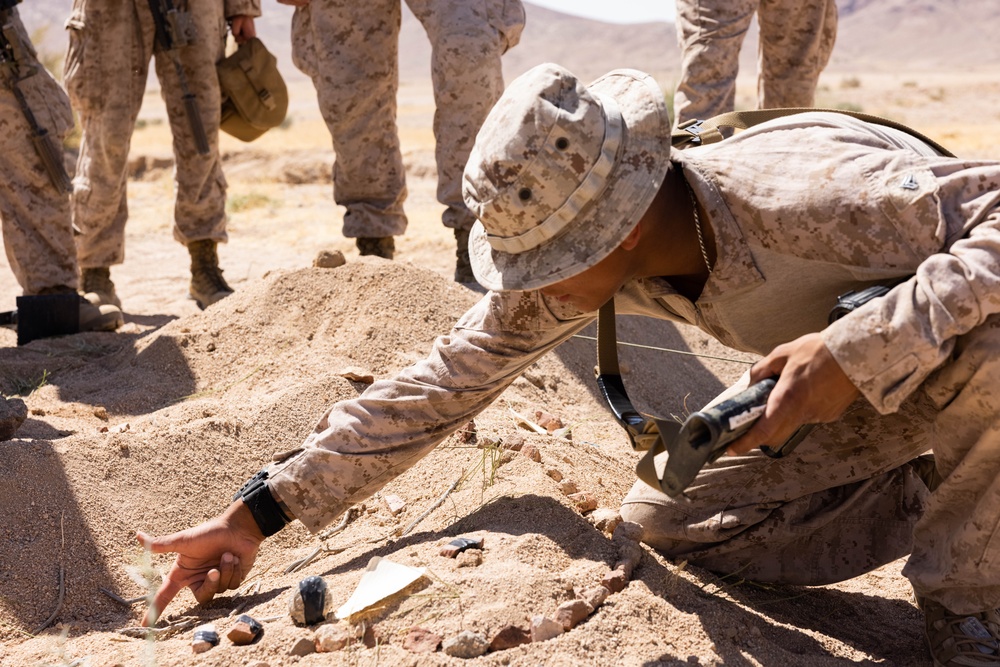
[145,0,210,155]
[0,5,73,194]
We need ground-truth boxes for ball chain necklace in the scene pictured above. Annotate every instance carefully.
[683,176,713,274]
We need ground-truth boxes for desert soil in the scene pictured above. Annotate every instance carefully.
[2,67,998,667]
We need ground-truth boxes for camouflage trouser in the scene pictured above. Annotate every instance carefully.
[673,0,838,128]
[622,314,1000,615]
[291,0,524,238]
[64,0,229,268]
[0,9,78,294]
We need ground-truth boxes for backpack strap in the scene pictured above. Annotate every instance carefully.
[672,107,955,158]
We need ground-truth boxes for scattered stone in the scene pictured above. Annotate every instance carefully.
[533,409,563,433]
[590,508,622,535]
[191,624,219,654]
[545,468,563,482]
[489,624,531,651]
[455,549,482,568]
[567,491,598,512]
[501,434,525,451]
[362,623,387,648]
[580,586,610,610]
[289,636,315,657]
[315,623,352,652]
[404,627,443,653]
[337,367,374,384]
[0,396,27,441]
[440,535,484,558]
[93,406,108,421]
[227,614,263,645]
[559,480,579,495]
[443,630,489,658]
[554,599,593,630]
[521,443,541,463]
[457,420,477,444]
[313,249,346,268]
[530,615,564,642]
[30,407,44,416]
[615,540,643,578]
[384,493,406,515]
[289,575,333,626]
[601,568,628,593]
[109,422,129,434]
[612,521,644,543]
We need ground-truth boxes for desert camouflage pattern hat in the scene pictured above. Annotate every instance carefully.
[462,63,671,291]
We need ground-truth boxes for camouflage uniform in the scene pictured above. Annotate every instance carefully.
[673,0,837,128]
[265,110,1000,618]
[0,8,78,295]
[63,0,260,269]
[289,0,525,238]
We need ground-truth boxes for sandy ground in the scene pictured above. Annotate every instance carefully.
[2,70,999,666]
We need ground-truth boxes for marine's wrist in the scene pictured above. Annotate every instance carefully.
[233,468,292,537]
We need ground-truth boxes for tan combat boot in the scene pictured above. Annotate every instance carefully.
[356,237,395,259]
[454,228,475,284]
[188,239,234,310]
[80,267,122,309]
[38,285,123,332]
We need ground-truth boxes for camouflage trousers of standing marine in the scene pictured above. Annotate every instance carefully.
[621,313,1000,616]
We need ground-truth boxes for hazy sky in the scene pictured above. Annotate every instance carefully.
[528,0,676,24]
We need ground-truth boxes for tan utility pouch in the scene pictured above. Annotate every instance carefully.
[218,37,288,142]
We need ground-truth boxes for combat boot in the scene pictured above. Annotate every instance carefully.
[80,267,121,308]
[188,239,233,310]
[454,228,475,284]
[356,237,395,259]
[38,285,123,332]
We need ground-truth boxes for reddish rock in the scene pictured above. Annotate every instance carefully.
[602,568,628,593]
[227,614,263,645]
[567,491,598,512]
[489,624,531,651]
[521,443,542,463]
[313,249,346,268]
[533,409,563,432]
[289,636,315,656]
[559,480,579,495]
[403,627,442,653]
[440,535,484,557]
[612,521,644,543]
[362,623,387,648]
[529,615,564,642]
[545,468,563,482]
[581,586,610,610]
[590,508,622,535]
[553,599,593,630]
[315,623,352,652]
[458,420,477,444]
[501,434,525,451]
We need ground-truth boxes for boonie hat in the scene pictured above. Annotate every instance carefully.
[463,63,671,291]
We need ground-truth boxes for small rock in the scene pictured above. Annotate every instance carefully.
[440,535,484,558]
[457,420,477,444]
[443,630,488,658]
[0,396,28,441]
[191,624,219,654]
[601,568,628,593]
[554,599,593,630]
[489,624,531,651]
[313,249,346,268]
[533,409,563,432]
[567,491,598,512]
[456,549,482,568]
[501,434,524,451]
[289,636,315,657]
[612,521,644,544]
[289,575,333,626]
[30,407,45,416]
[227,614,263,645]
[545,468,563,482]
[581,586,610,610]
[559,480,579,495]
[315,623,353,652]
[337,367,374,384]
[93,406,109,421]
[521,443,541,463]
[529,615,564,642]
[384,493,406,515]
[590,508,622,535]
[109,422,129,434]
[615,541,643,578]
[362,623,386,648]
[403,627,442,653]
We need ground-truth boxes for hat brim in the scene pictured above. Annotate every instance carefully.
[468,69,672,292]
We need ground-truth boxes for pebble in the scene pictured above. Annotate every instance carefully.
[545,468,563,482]
[384,493,407,515]
[533,409,563,432]
[501,434,525,451]
[289,636,315,656]
[489,624,531,651]
[553,599,593,630]
[580,586,610,610]
[442,630,488,658]
[567,491,598,512]
[191,624,219,654]
[315,623,352,652]
[529,615,564,642]
[590,508,622,535]
[602,568,628,593]
[289,575,333,626]
[227,614,263,645]
[521,443,541,462]
[456,549,482,568]
[440,535,484,558]
[403,627,443,653]
[0,396,27,441]
[313,249,346,268]
[559,480,579,495]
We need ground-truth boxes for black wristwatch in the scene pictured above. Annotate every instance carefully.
[233,468,291,537]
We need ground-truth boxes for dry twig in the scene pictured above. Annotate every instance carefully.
[32,513,66,635]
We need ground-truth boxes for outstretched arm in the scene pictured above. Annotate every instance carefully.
[136,499,265,626]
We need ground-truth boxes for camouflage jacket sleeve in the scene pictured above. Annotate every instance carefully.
[223,0,261,19]
[267,290,594,533]
[823,159,1000,414]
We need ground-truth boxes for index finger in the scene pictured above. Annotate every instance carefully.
[142,574,185,627]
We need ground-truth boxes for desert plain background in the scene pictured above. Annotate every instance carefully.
[2,1,1000,666]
